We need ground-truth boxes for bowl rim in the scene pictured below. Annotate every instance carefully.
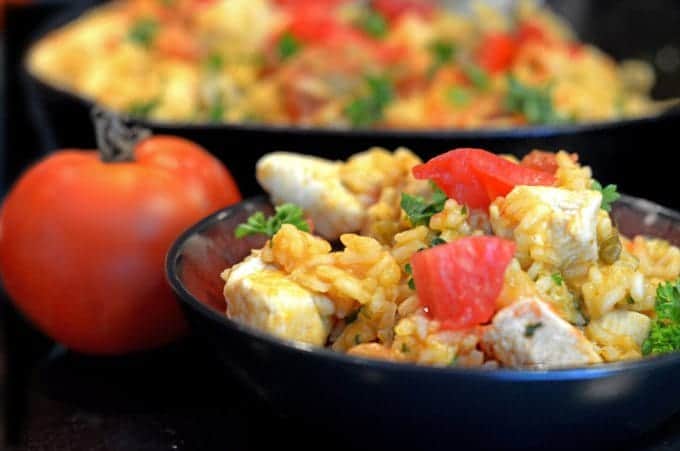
[23,1,680,139]
[166,193,680,382]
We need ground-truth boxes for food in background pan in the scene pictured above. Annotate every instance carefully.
[28,0,660,128]
[222,147,680,368]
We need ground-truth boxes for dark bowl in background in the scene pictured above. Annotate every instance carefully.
[22,0,680,207]
[166,194,680,451]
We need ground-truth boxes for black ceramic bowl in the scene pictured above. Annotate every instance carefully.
[23,1,680,207]
[166,194,680,451]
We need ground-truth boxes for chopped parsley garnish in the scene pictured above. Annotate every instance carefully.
[551,273,563,286]
[462,64,490,91]
[128,18,159,48]
[642,279,680,356]
[524,322,544,338]
[127,98,160,118]
[400,182,447,226]
[235,203,309,238]
[354,334,362,345]
[446,86,471,107]
[449,355,458,366]
[205,53,224,73]
[278,32,302,60]
[344,75,394,127]
[405,263,416,290]
[357,9,388,38]
[627,297,636,305]
[208,93,225,122]
[505,76,565,125]
[461,205,468,215]
[401,343,410,353]
[591,180,621,212]
[427,40,457,77]
[430,236,447,247]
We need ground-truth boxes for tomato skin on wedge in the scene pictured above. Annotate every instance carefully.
[413,148,555,210]
[410,236,516,330]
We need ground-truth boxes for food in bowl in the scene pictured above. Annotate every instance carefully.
[28,0,660,128]
[221,147,680,369]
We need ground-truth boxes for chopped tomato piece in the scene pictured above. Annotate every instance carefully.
[516,21,548,45]
[470,152,556,201]
[413,148,555,209]
[476,33,518,73]
[410,236,516,330]
[372,0,435,22]
[520,150,578,174]
[412,148,489,210]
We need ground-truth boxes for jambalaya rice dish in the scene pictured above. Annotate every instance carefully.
[28,0,660,128]
[222,148,680,369]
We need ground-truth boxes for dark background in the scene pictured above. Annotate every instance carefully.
[2,1,680,450]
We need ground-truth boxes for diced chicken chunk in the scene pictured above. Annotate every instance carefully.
[490,186,601,275]
[482,298,602,368]
[221,253,334,346]
[256,152,364,240]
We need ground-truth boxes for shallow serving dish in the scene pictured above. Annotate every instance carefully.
[166,194,680,451]
[23,0,680,207]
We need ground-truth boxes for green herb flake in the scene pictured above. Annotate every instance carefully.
[591,180,621,212]
[551,273,563,286]
[427,40,457,77]
[405,262,416,289]
[401,343,410,353]
[400,183,448,227]
[642,279,680,356]
[524,322,543,338]
[461,205,468,215]
[463,64,490,91]
[446,86,471,108]
[278,32,302,61]
[627,297,636,305]
[357,9,388,38]
[430,236,447,247]
[344,75,394,127]
[205,53,224,73]
[354,334,362,345]
[408,278,416,290]
[449,355,458,366]
[504,76,566,125]
[127,98,160,118]
[235,203,310,238]
[128,18,159,48]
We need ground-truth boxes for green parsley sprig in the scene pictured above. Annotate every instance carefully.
[345,75,394,127]
[278,32,302,60]
[427,40,457,77]
[642,279,680,356]
[357,9,388,38]
[505,76,566,125]
[400,182,448,227]
[128,18,159,48]
[591,180,620,212]
[235,203,309,238]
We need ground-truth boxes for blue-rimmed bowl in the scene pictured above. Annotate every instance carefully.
[166,194,680,451]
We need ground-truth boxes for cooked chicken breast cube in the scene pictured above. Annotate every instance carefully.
[256,152,364,240]
[221,253,333,346]
[490,186,601,274]
[483,298,602,368]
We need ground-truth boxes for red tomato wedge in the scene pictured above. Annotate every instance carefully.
[516,21,549,45]
[412,149,489,210]
[410,237,516,330]
[413,148,555,210]
[372,0,435,22]
[476,33,518,73]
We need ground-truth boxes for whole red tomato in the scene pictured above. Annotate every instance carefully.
[0,134,241,354]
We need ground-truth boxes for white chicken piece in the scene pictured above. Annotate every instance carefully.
[490,186,602,274]
[256,152,364,240]
[221,253,334,346]
[483,298,602,368]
